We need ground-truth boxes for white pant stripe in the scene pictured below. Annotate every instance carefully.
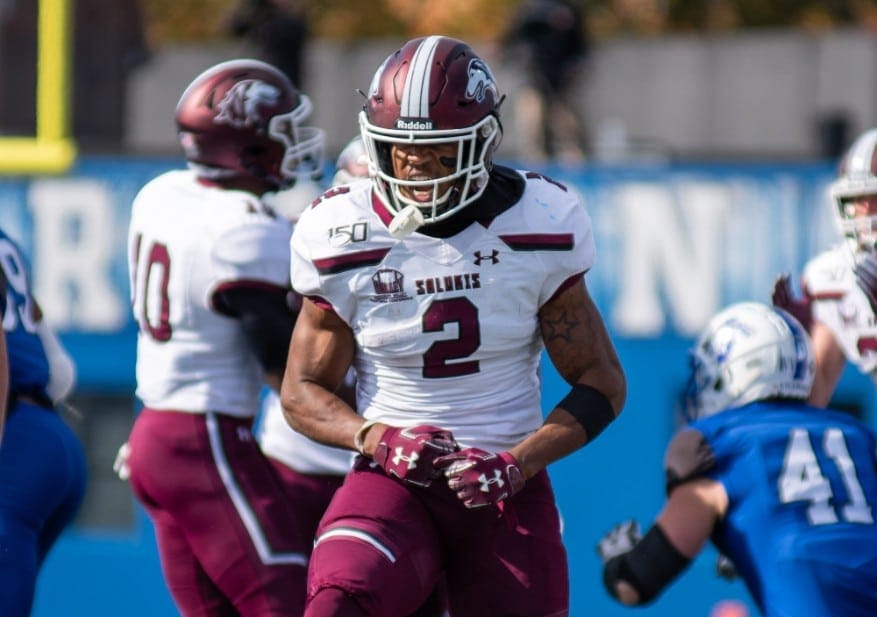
[315,527,397,564]
[206,412,308,567]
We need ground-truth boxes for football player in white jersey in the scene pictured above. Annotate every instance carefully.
[123,59,327,617]
[256,144,360,498]
[773,128,877,407]
[280,36,626,616]
[329,136,370,187]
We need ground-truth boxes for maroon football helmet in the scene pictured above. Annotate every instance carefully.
[360,36,503,225]
[830,128,877,253]
[175,59,324,192]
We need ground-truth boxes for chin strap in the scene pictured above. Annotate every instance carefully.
[388,205,425,238]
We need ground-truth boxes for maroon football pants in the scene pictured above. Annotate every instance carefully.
[306,457,569,617]
[128,409,338,617]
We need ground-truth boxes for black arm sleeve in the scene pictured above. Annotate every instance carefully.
[602,524,691,605]
[214,286,296,375]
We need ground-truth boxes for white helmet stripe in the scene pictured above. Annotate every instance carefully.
[401,35,442,119]
[846,129,877,173]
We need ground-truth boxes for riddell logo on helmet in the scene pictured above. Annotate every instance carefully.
[396,118,433,130]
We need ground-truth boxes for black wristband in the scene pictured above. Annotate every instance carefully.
[557,383,616,443]
[602,524,690,605]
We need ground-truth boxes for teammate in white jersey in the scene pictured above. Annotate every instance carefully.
[281,36,627,616]
[256,149,360,481]
[773,128,877,406]
[123,59,327,617]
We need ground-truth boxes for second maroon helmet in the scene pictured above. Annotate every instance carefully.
[175,59,324,192]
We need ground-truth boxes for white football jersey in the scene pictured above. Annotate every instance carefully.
[258,390,355,475]
[128,169,292,417]
[803,242,877,374]
[263,178,324,223]
[256,176,356,473]
[290,170,595,452]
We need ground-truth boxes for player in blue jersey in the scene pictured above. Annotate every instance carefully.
[597,302,877,616]
[0,269,8,435]
[0,228,87,617]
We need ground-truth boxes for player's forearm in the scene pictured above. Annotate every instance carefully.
[281,380,362,451]
[509,408,589,479]
[511,376,623,479]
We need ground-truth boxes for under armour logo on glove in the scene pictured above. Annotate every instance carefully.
[391,448,419,469]
[373,425,459,487]
[435,448,525,509]
[479,469,505,492]
[856,252,877,314]
[771,273,813,331]
[596,520,642,563]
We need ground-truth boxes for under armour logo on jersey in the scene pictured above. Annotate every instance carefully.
[215,80,280,128]
[473,250,499,265]
[478,470,505,493]
[392,448,419,470]
[237,426,253,442]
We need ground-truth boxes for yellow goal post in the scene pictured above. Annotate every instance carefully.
[0,0,76,174]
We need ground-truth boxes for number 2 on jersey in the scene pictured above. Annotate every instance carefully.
[422,297,480,378]
[778,427,873,525]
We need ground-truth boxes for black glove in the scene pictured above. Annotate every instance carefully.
[771,274,813,331]
[856,252,877,314]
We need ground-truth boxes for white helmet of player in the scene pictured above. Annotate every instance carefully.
[683,302,814,422]
[829,128,877,253]
[332,136,369,186]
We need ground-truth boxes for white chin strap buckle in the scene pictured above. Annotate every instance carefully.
[388,205,425,238]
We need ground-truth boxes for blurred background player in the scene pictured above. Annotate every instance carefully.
[773,128,877,406]
[501,0,590,164]
[0,271,6,437]
[122,59,325,616]
[255,136,364,547]
[225,0,309,89]
[282,35,625,616]
[330,135,369,186]
[597,302,877,616]
[0,227,86,617]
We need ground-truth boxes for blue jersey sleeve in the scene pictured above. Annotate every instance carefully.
[0,229,51,399]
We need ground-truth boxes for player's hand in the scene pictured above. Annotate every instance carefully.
[771,273,812,331]
[715,553,738,580]
[856,251,877,313]
[113,441,131,481]
[434,448,525,508]
[596,520,642,563]
[372,425,459,487]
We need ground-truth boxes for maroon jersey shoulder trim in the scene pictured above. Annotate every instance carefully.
[499,233,574,251]
[313,248,390,275]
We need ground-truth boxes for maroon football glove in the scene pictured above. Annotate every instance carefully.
[856,252,877,314]
[372,425,459,487]
[435,448,525,509]
[771,273,813,331]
